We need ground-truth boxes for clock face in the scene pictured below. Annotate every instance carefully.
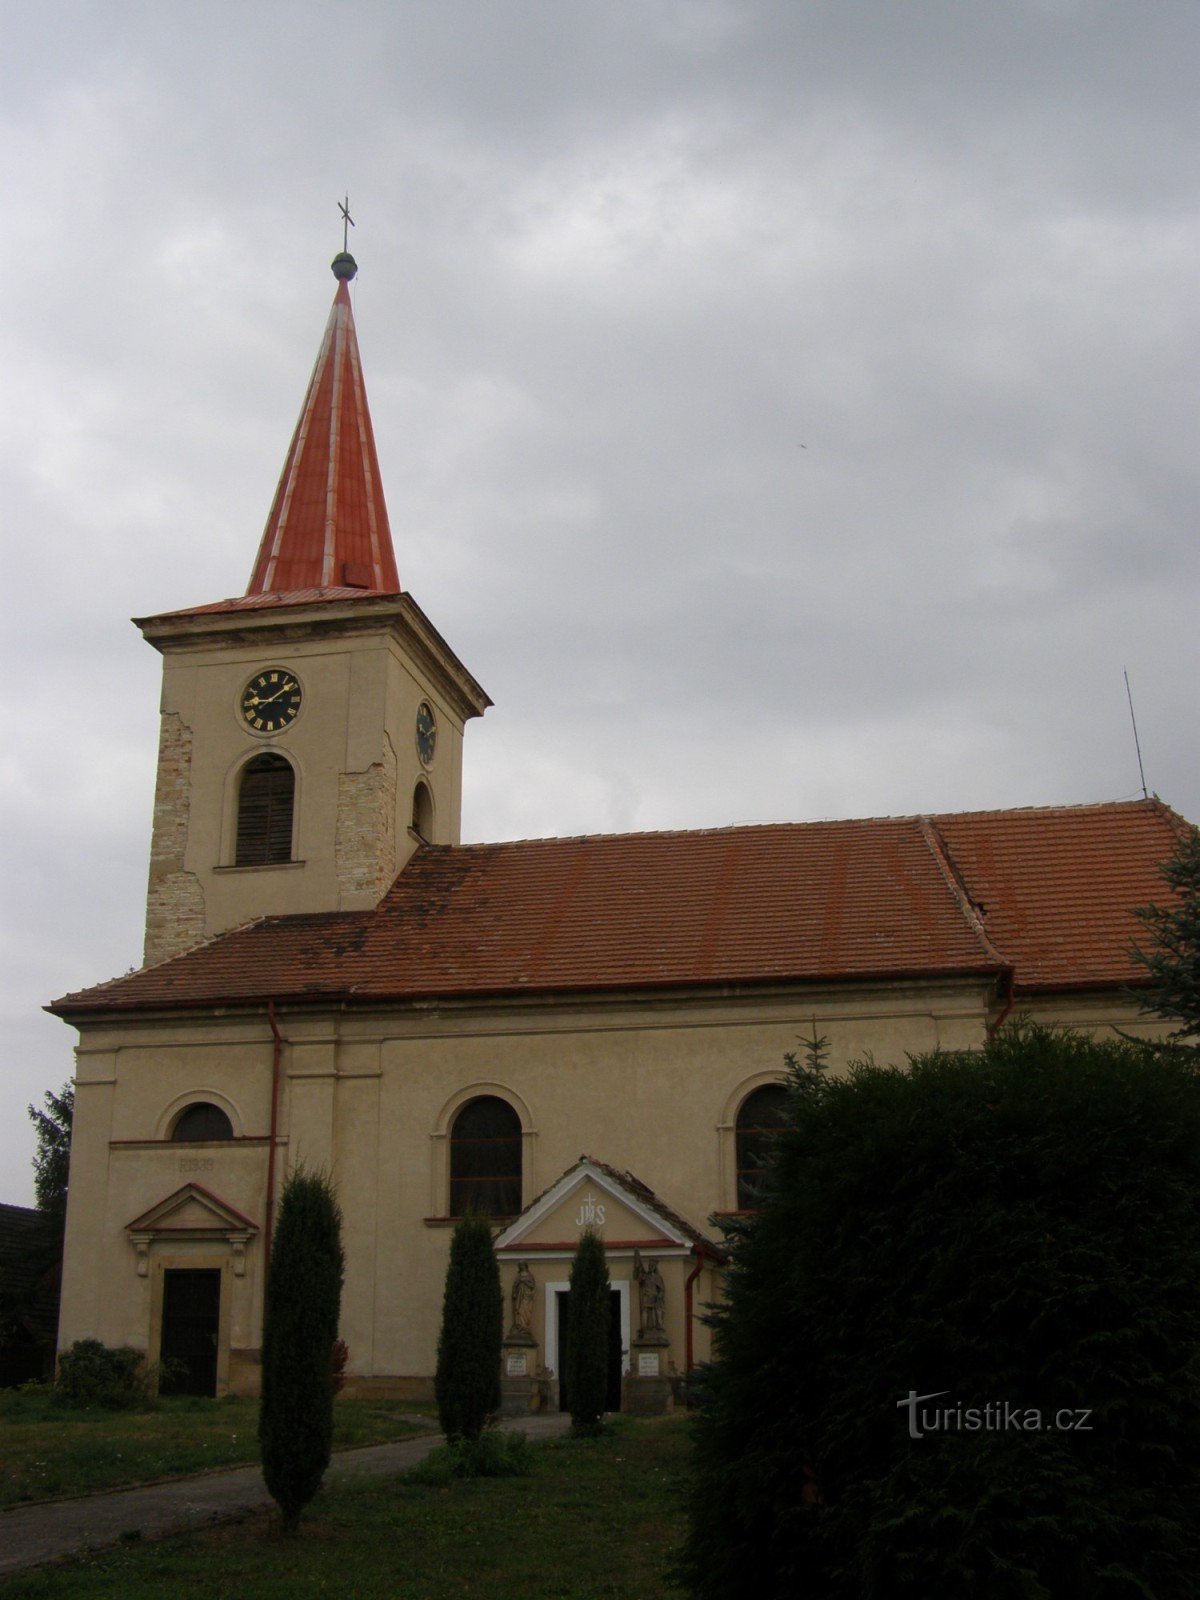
[416,700,437,765]
[240,668,303,734]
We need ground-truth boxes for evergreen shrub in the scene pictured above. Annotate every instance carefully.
[258,1169,345,1532]
[434,1214,502,1442]
[408,1427,534,1483]
[55,1339,155,1409]
[684,1024,1200,1599]
[566,1226,610,1437]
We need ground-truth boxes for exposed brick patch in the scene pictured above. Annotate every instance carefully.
[143,713,206,965]
[335,733,398,902]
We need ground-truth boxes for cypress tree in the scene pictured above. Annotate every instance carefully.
[565,1226,609,1437]
[259,1169,344,1533]
[434,1214,502,1442]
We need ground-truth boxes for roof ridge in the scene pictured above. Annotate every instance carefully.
[445,796,1164,853]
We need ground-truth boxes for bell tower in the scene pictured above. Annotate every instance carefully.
[138,251,490,968]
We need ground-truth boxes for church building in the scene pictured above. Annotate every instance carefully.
[50,251,1185,1405]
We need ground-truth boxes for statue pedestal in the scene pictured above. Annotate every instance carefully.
[499,1333,540,1416]
[623,1339,674,1415]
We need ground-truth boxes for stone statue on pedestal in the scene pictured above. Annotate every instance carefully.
[509,1260,535,1339]
[634,1251,667,1341]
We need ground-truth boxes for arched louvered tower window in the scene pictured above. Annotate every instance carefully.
[235,753,295,866]
[735,1083,790,1210]
[171,1102,234,1142]
[449,1096,522,1217]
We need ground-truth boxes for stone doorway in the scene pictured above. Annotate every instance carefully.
[159,1268,221,1396]
[555,1287,623,1413]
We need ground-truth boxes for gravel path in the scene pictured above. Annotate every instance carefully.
[0,1412,574,1576]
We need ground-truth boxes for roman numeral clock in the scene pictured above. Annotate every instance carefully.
[240,668,303,734]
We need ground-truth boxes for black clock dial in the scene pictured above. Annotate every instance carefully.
[241,668,303,734]
[416,700,437,765]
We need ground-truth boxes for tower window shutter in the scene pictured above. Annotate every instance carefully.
[235,753,295,866]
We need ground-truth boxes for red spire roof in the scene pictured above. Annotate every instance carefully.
[246,257,400,596]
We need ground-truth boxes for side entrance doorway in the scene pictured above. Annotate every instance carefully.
[555,1287,624,1413]
[159,1268,221,1396]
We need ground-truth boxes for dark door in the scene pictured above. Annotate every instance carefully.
[557,1288,623,1413]
[160,1268,221,1396]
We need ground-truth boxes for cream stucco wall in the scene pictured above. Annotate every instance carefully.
[57,980,1175,1398]
[57,976,1002,1392]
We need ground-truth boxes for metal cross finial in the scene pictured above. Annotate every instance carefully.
[338,195,355,253]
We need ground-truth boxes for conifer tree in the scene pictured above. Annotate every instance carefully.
[28,1082,73,1241]
[684,1025,1200,1598]
[434,1214,502,1442]
[1133,821,1200,1042]
[565,1226,610,1437]
[259,1169,344,1533]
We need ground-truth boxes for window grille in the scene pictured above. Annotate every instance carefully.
[735,1084,790,1209]
[449,1095,522,1217]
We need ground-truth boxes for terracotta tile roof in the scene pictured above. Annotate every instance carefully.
[50,799,1184,1017]
[930,800,1185,993]
[245,269,400,597]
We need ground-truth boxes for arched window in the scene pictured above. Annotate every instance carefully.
[171,1102,234,1142]
[235,753,294,866]
[411,780,433,841]
[735,1084,790,1210]
[450,1096,522,1217]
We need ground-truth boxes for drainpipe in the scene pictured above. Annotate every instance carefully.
[986,966,1017,1036]
[264,999,284,1282]
[684,1251,706,1374]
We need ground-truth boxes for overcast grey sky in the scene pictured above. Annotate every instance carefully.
[3,0,1198,1203]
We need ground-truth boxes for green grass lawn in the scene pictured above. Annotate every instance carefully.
[0,1389,437,1509]
[2,1415,692,1599]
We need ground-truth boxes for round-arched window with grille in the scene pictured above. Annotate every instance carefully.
[735,1084,790,1210]
[449,1096,522,1217]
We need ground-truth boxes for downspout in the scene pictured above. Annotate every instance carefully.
[986,966,1017,1036]
[264,999,284,1282]
[684,1251,706,1374]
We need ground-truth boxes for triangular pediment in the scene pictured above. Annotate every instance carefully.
[493,1157,705,1258]
[126,1183,257,1239]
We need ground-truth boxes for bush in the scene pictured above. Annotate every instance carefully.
[55,1340,156,1409]
[259,1170,345,1532]
[434,1215,502,1442]
[565,1227,610,1437]
[684,1024,1200,1599]
[407,1428,534,1484]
